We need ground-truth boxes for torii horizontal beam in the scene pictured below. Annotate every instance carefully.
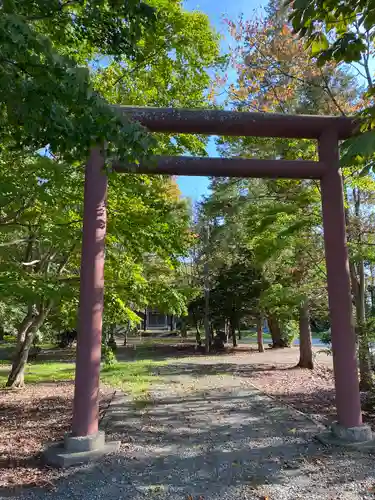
[112,156,327,179]
[115,106,357,140]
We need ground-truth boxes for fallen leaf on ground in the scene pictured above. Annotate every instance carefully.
[250,364,336,424]
[0,382,112,488]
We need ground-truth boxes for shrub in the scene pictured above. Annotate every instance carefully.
[280,320,298,347]
[57,329,77,348]
[101,343,117,367]
[3,334,15,344]
[320,329,331,345]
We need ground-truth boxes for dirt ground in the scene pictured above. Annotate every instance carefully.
[237,345,333,368]
[0,382,113,489]
[0,345,369,498]
[186,347,335,425]
[4,353,375,500]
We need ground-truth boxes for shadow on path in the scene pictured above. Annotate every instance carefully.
[3,362,374,500]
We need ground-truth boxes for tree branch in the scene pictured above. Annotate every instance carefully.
[0,238,31,248]
[57,241,79,275]
[318,68,346,116]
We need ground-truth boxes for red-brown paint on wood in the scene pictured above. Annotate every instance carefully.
[72,147,107,437]
[319,130,362,428]
[116,106,357,139]
[112,156,327,179]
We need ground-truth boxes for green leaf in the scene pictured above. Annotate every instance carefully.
[310,33,329,56]
[341,132,375,166]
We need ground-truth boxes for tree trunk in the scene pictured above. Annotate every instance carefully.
[237,324,242,340]
[180,318,187,339]
[370,264,375,313]
[230,318,237,348]
[7,307,49,388]
[143,309,147,332]
[7,332,34,388]
[5,308,35,387]
[257,316,264,353]
[358,324,373,391]
[204,271,210,354]
[349,188,373,391]
[16,308,34,346]
[196,329,202,347]
[268,314,288,348]
[123,321,130,345]
[297,300,314,369]
[356,259,373,391]
[224,319,229,343]
[204,312,211,353]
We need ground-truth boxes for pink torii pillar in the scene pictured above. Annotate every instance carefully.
[72,147,108,437]
[319,131,362,430]
[43,147,120,467]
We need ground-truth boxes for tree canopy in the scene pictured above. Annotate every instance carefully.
[0,0,221,161]
[0,0,221,386]
[187,0,375,379]
[288,0,375,67]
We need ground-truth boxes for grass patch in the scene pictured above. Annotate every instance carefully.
[0,362,75,385]
[25,362,75,384]
[0,359,167,399]
[241,331,272,339]
[101,360,167,399]
[137,337,190,345]
[241,331,321,341]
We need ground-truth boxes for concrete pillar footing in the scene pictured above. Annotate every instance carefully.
[316,421,374,450]
[43,431,120,468]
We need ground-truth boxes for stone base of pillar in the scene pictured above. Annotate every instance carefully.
[43,431,120,468]
[316,421,374,450]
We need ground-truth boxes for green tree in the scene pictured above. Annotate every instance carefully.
[1,155,194,387]
[208,1,373,374]
[288,0,375,70]
[0,0,159,161]
[288,0,375,168]
[1,0,221,161]
[1,0,221,387]
[209,251,264,348]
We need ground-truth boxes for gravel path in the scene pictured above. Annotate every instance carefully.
[3,359,375,500]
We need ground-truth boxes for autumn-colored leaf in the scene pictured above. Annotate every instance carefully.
[0,383,113,488]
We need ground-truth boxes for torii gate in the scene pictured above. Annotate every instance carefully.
[45,108,373,466]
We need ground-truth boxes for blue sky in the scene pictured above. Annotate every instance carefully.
[176,0,265,203]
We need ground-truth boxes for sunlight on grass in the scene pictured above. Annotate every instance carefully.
[138,337,189,345]
[0,362,75,385]
[101,360,167,398]
[0,359,167,398]
[25,362,75,383]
